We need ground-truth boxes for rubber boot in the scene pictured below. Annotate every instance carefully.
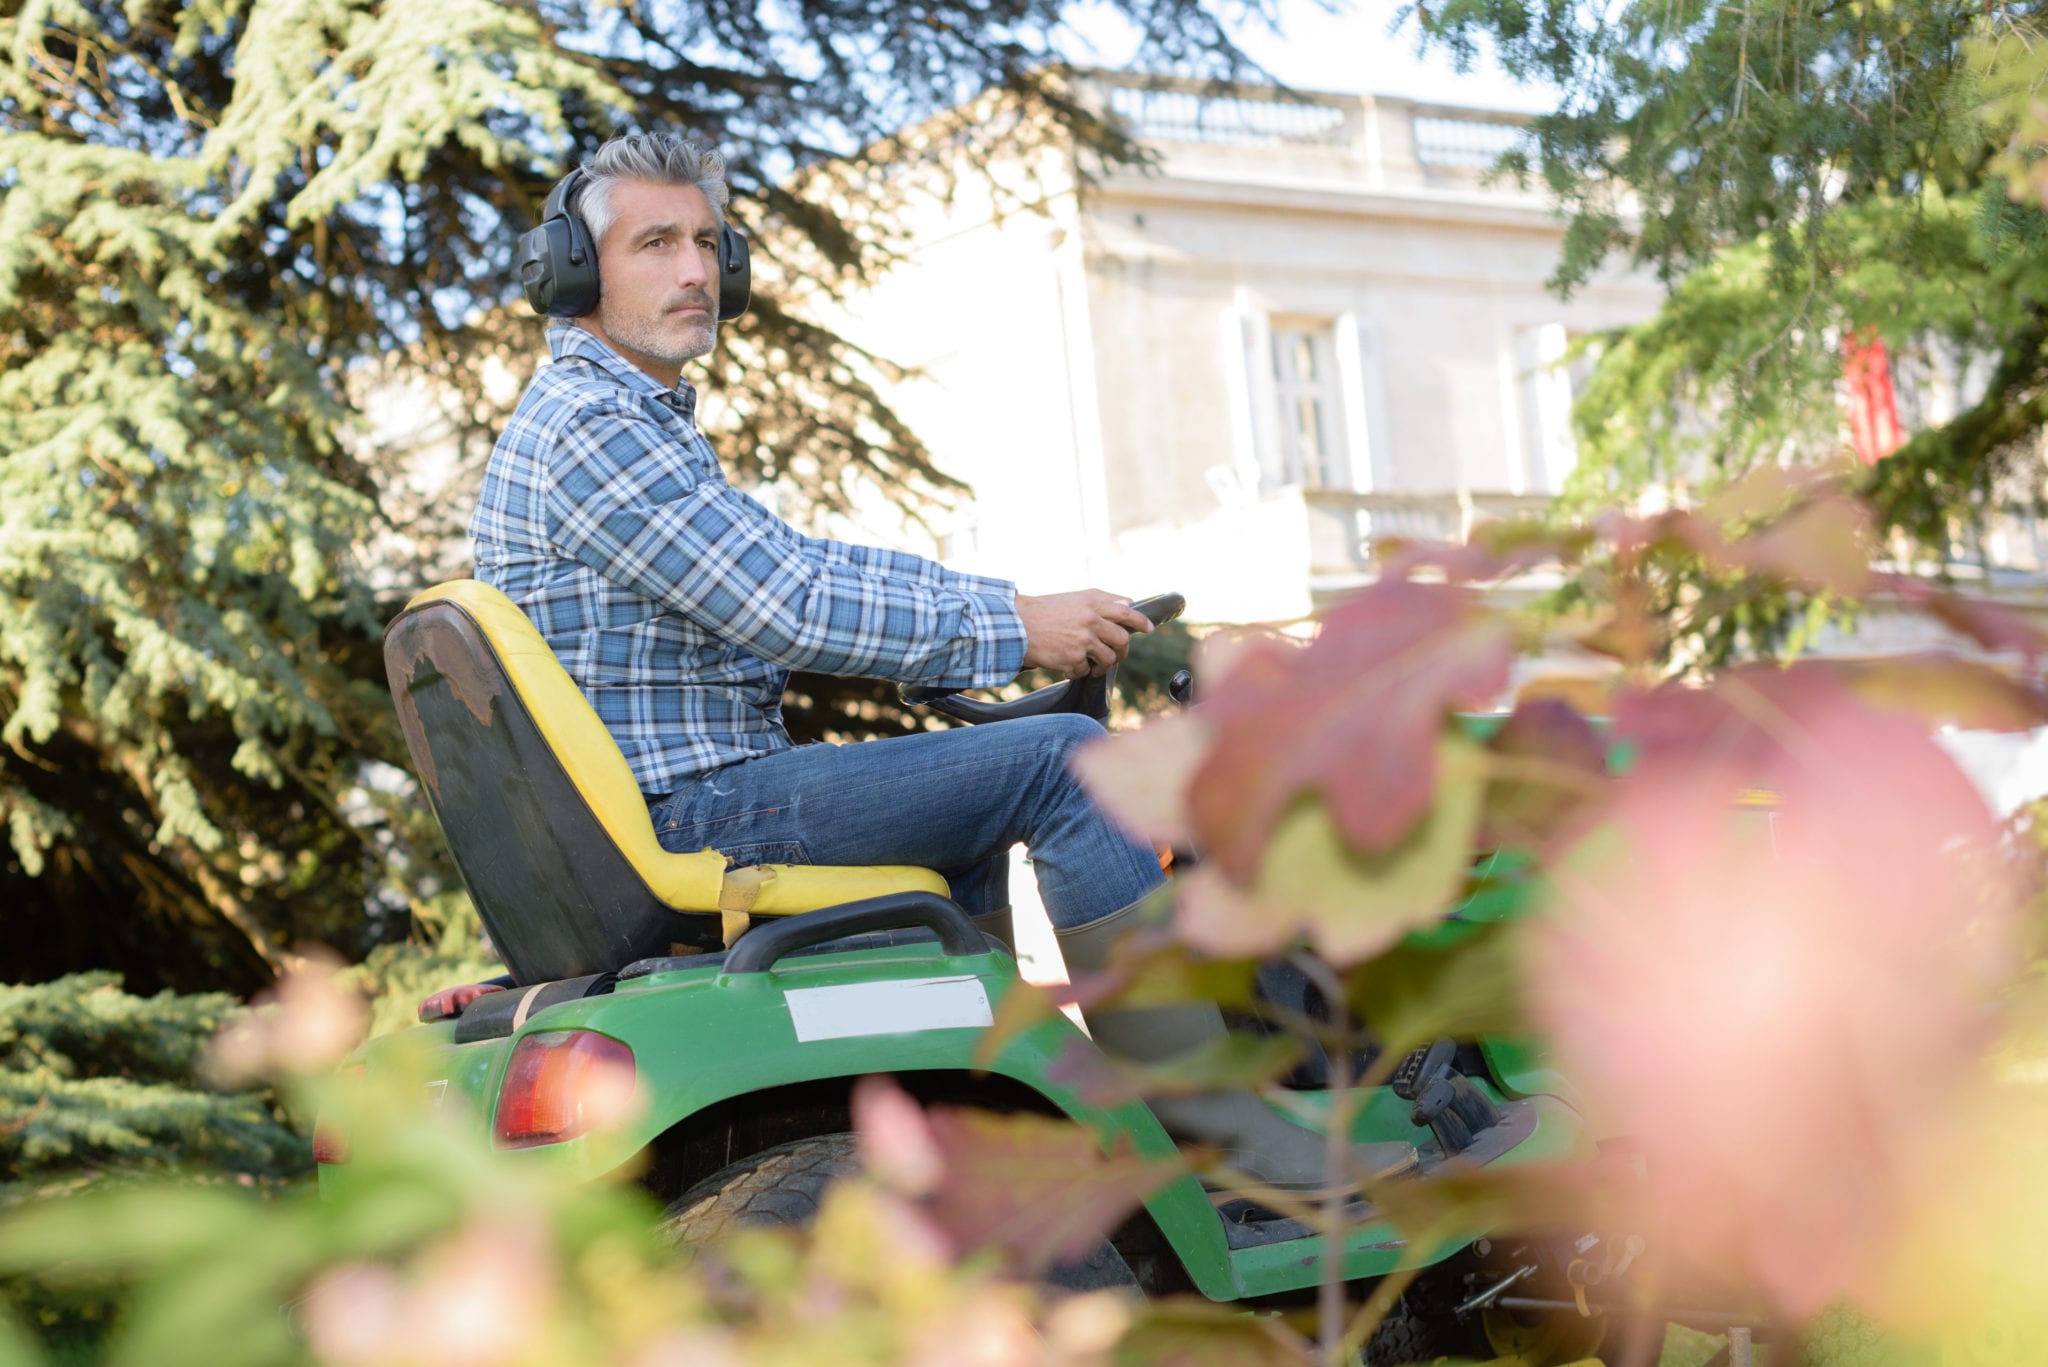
[1056,901,1419,1192]
[970,905,1017,955]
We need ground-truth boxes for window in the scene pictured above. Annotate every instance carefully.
[1514,323,1591,493]
[1264,323,1350,492]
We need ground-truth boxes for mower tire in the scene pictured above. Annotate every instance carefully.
[658,1128,1137,1294]
[659,1132,859,1246]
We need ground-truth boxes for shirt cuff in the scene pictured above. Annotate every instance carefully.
[935,588,1027,688]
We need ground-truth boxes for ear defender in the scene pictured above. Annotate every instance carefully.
[517,168,600,317]
[518,165,753,322]
[716,224,750,321]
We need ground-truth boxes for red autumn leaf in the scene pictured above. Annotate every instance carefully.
[1186,579,1514,881]
[852,1076,1184,1275]
[1608,663,1850,779]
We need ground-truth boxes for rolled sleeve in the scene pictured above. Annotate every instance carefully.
[545,404,1024,685]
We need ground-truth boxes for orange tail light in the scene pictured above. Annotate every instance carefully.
[492,1030,637,1150]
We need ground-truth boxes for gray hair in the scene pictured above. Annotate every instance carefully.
[575,133,731,247]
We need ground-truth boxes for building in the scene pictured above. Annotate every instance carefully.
[819,72,1665,624]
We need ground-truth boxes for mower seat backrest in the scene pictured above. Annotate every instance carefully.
[383,580,947,984]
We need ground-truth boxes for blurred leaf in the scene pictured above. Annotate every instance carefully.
[1069,931,1264,1014]
[1344,921,1530,1060]
[1699,463,1813,526]
[1369,1158,1637,1252]
[1179,733,1488,966]
[1115,1297,1312,1365]
[1073,709,1214,848]
[1480,698,1611,848]
[1879,574,2048,669]
[1836,655,2048,732]
[857,1079,1184,1275]
[1188,580,1514,880]
[1704,490,1875,596]
[1378,520,1592,585]
[1044,1029,1308,1108]
[973,979,1062,1072]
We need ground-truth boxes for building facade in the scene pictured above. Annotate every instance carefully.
[822,73,1665,624]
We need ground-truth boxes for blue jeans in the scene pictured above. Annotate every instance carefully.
[647,714,1164,929]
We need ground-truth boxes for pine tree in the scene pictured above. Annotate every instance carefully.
[0,972,305,1196]
[0,0,1253,991]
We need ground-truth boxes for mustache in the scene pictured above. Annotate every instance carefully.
[664,290,715,314]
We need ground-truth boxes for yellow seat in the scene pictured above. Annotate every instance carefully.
[384,580,948,984]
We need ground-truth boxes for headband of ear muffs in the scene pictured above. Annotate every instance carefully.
[516,166,751,321]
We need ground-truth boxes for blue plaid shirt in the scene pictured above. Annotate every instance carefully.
[470,327,1027,796]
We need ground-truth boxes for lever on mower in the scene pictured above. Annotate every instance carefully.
[901,591,1185,726]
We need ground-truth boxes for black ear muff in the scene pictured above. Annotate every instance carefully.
[716,224,751,321]
[517,168,600,318]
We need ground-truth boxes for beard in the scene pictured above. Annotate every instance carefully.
[599,290,718,369]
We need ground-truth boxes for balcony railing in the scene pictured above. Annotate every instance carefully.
[1301,489,1554,573]
[1105,83,1353,149]
[1088,71,1533,182]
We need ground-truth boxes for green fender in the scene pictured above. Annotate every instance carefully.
[331,941,1240,1298]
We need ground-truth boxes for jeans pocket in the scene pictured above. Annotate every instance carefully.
[715,840,811,869]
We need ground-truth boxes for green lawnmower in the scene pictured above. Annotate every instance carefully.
[321,578,1695,1365]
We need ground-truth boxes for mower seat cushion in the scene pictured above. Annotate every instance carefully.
[398,581,947,919]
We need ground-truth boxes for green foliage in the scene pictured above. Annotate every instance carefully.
[0,972,306,1196]
[341,892,501,1040]
[0,0,1254,993]
[1409,0,2048,584]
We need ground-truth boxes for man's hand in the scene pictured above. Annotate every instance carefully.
[1016,590,1155,679]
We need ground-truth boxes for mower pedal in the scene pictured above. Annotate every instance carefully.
[1391,1038,1457,1101]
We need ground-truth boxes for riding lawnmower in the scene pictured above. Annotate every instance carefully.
[320,578,1640,1365]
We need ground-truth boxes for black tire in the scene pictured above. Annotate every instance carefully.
[1363,1294,1490,1367]
[657,1129,1138,1293]
[659,1133,861,1247]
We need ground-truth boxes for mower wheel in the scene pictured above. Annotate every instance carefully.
[658,1130,1138,1293]
[659,1132,860,1247]
[1363,1302,1490,1367]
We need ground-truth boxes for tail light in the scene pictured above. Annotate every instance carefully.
[313,1064,366,1165]
[492,1030,637,1150]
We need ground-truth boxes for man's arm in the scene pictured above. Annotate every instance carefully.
[799,535,1152,679]
[800,533,1014,599]
[544,406,1024,686]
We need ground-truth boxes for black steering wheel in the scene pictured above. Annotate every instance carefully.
[900,592,1185,726]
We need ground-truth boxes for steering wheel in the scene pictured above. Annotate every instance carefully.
[899,592,1185,726]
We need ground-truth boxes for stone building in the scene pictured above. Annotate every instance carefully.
[819,72,1665,624]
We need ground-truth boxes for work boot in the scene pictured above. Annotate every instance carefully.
[1056,901,1420,1192]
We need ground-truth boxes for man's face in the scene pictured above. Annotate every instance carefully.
[580,179,722,385]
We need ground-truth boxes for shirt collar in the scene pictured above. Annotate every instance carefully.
[547,325,699,422]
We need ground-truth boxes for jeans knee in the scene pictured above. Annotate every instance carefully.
[1034,712,1109,753]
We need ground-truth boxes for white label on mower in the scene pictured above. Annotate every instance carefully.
[784,975,993,1042]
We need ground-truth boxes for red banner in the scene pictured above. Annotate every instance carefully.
[1842,329,1904,465]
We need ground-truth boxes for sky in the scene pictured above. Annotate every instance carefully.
[1059,0,1559,113]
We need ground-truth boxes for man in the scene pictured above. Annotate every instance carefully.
[469,132,1415,1188]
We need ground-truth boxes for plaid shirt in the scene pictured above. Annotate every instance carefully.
[470,327,1026,796]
